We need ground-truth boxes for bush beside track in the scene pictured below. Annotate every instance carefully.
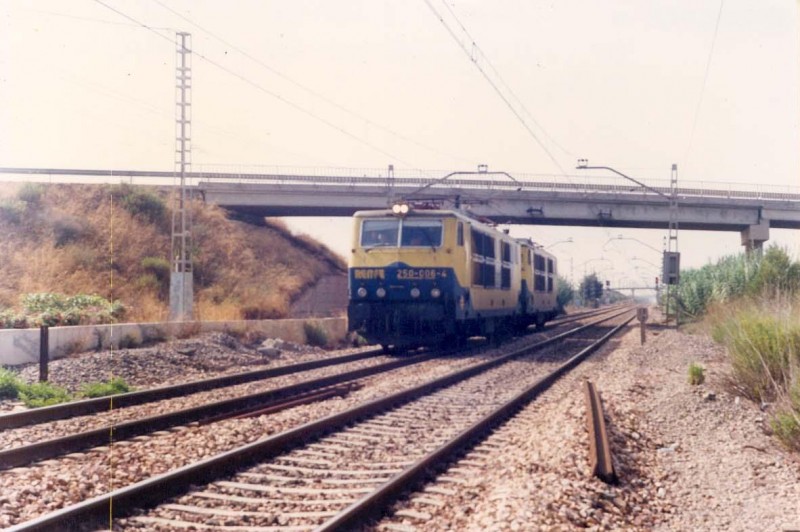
[677,245,800,450]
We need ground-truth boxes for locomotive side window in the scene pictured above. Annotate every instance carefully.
[500,241,512,289]
[400,219,443,247]
[534,253,546,291]
[501,242,511,262]
[471,229,496,288]
[546,257,555,292]
[361,219,399,247]
[457,222,464,246]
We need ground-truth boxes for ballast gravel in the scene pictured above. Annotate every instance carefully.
[0,332,540,527]
[5,309,790,530]
[377,310,800,531]
[11,332,331,394]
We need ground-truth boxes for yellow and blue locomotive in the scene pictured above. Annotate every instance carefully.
[347,206,559,350]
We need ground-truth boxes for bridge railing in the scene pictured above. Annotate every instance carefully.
[195,167,800,201]
[2,166,799,202]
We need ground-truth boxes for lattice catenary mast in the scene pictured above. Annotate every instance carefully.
[169,31,193,321]
[663,164,680,325]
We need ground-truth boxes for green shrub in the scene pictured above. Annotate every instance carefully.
[771,410,800,451]
[20,293,126,327]
[53,216,86,247]
[140,257,170,298]
[0,309,28,329]
[141,256,170,281]
[303,321,329,348]
[18,381,72,408]
[556,276,574,310]
[0,368,22,399]
[242,305,284,320]
[351,333,369,347]
[687,362,705,385]
[679,247,800,318]
[17,183,43,204]
[80,377,132,398]
[0,199,24,224]
[114,184,167,224]
[135,274,161,292]
[711,310,800,400]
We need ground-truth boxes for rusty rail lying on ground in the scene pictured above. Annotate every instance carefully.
[585,380,617,484]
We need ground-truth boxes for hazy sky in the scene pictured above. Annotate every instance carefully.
[1,1,798,288]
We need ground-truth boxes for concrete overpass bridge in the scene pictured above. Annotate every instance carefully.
[2,166,799,250]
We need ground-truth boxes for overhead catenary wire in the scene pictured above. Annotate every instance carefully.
[683,0,725,171]
[438,0,576,162]
[151,0,474,168]
[93,0,417,168]
[22,7,171,28]
[423,0,571,177]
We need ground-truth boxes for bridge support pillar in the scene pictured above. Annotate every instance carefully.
[740,219,770,254]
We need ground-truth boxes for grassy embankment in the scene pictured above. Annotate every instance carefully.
[0,182,345,327]
[677,246,800,449]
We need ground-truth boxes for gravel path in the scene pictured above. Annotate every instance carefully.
[376,311,800,531]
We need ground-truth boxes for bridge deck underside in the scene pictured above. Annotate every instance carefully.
[201,182,800,231]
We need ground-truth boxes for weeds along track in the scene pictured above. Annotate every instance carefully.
[4,307,634,531]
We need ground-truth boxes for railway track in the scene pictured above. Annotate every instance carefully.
[5,306,635,531]
[0,305,620,467]
[0,348,387,431]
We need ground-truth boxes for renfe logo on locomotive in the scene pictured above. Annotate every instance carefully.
[353,269,385,280]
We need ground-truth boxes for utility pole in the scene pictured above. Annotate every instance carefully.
[663,164,680,326]
[575,160,681,326]
[170,32,193,321]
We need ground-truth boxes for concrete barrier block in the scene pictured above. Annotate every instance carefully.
[0,318,347,367]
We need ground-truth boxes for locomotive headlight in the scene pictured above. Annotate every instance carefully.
[376,287,387,298]
[357,287,368,298]
[431,288,441,298]
[410,287,421,298]
[391,203,410,215]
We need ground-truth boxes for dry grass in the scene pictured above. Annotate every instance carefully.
[0,183,345,323]
[705,296,800,449]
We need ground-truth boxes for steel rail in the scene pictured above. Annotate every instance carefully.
[0,348,383,430]
[0,352,434,470]
[319,314,635,531]
[585,380,617,484]
[6,308,633,532]
[0,309,623,470]
[551,304,628,326]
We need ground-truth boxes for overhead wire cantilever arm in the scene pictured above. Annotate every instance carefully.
[576,164,670,201]
[400,170,522,205]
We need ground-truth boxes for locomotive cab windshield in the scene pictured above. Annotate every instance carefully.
[360,218,443,249]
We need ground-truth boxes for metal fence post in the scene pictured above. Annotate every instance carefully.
[39,326,49,382]
[636,307,648,345]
